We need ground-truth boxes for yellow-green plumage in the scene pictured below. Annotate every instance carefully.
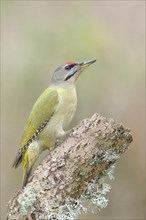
[20,88,59,148]
[21,88,59,178]
[13,82,77,187]
[13,59,96,187]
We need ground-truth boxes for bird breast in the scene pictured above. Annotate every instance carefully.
[41,83,77,143]
[55,84,77,130]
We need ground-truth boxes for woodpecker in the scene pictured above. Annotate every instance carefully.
[12,59,96,187]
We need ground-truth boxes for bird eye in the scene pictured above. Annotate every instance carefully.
[65,65,71,70]
[65,64,75,70]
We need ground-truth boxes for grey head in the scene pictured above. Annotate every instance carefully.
[51,60,96,83]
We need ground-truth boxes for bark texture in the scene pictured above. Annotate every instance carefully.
[7,114,133,220]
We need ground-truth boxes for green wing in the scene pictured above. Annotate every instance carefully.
[12,87,59,169]
[20,87,59,147]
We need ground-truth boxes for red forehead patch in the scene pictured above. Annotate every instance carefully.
[65,61,75,64]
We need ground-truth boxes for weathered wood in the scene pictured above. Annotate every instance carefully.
[7,114,133,220]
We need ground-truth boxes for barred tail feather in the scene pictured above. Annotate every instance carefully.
[12,145,28,168]
[12,151,23,168]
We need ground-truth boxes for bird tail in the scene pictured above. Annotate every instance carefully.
[22,162,32,188]
[12,148,24,168]
[21,150,33,188]
[13,143,41,187]
[12,148,31,187]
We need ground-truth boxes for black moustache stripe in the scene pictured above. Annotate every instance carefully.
[65,70,78,81]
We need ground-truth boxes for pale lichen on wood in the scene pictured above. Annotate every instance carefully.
[7,113,133,220]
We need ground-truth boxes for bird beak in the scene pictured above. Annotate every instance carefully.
[78,59,96,68]
[73,59,96,79]
[65,59,96,82]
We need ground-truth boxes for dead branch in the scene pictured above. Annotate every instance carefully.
[7,113,133,220]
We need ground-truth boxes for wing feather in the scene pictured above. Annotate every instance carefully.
[21,88,59,147]
[12,87,59,168]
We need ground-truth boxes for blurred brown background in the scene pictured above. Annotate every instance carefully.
[1,1,145,219]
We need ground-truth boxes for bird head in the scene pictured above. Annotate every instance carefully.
[52,59,96,83]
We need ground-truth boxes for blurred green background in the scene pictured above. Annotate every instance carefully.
[1,1,145,219]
